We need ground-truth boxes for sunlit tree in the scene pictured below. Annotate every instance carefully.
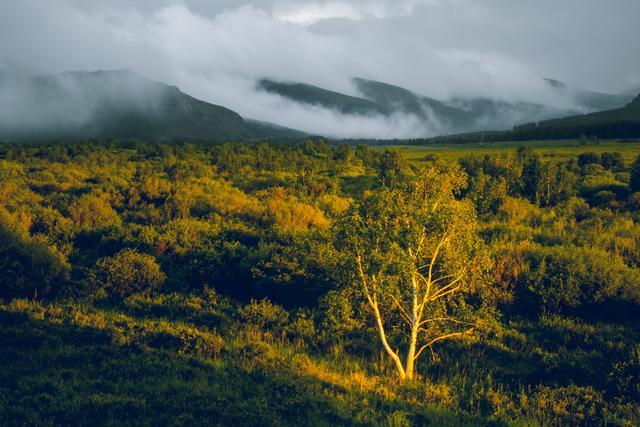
[339,164,488,381]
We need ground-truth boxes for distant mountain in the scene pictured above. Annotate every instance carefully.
[3,69,633,142]
[257,79,389,116]
[245,119,308,139]
[0,70,303,141]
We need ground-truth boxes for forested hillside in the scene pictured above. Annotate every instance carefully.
[1,140,639,425]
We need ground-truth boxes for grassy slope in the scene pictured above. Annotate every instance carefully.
[0,300,489,427]
[2,296,639,426]
[2,140,640,425]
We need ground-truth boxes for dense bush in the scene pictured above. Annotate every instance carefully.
[499,244,640,315]
[0,211,69,300]
[69,192,121,231]
[89,249,165,299]
[239,299,289,332]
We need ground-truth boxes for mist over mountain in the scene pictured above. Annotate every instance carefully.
[0,70,303,141]
[426,91,640,143]
[257,76,634,137]
[543,78,635,112]
[1,68,635,142]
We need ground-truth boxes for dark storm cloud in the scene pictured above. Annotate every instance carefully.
[0,0,638,138]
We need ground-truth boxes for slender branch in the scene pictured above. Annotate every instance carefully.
[418,316,476,329]
[429,281,463,301]
[409,234,427,262]
[427,274,458,285]
[427,235,448,287]
[389,294,413,327]
[356,254,375,307]
[415,272,458,311]
[413,328,474,361]
[416,235,449,317]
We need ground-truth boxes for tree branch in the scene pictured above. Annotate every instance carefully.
[389,293,413,327]
[429,278,464,301]
[418,316,476,329]
[413,328,474,361]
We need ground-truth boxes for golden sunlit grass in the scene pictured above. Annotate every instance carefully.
[3,288,640,425]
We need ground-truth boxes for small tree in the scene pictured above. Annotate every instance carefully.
[377,149,405,187]
[338,164,488,381]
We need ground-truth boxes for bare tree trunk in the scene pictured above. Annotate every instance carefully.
[357,255,407,380]
[371,301,406,380]
[405,275,419,380]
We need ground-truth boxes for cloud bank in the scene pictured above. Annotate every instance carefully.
[0,0,639,138]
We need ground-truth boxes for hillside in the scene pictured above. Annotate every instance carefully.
[511,93,640,140]
[405,93,640,144]
[0,70,303,142]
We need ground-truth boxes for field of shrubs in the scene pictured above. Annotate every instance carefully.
[1,139,639,425]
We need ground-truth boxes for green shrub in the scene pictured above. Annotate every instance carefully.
[69,192,121,232]
[528,385,605,426]
[286,311,317,344]
[608,345,640,400]
[0,212,70,300]
[90,249,165,299]
[319,289,368,346]
[239,299,289,331]
[516,244,640,314]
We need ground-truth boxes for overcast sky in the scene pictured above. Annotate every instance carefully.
[1,0,639,137]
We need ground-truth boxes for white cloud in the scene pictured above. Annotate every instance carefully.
[272,1,429,25]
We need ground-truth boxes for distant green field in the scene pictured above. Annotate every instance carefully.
[385,139,640,162]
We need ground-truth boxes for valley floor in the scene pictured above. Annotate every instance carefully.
[390,139,640,162]
[2,139,640,425]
